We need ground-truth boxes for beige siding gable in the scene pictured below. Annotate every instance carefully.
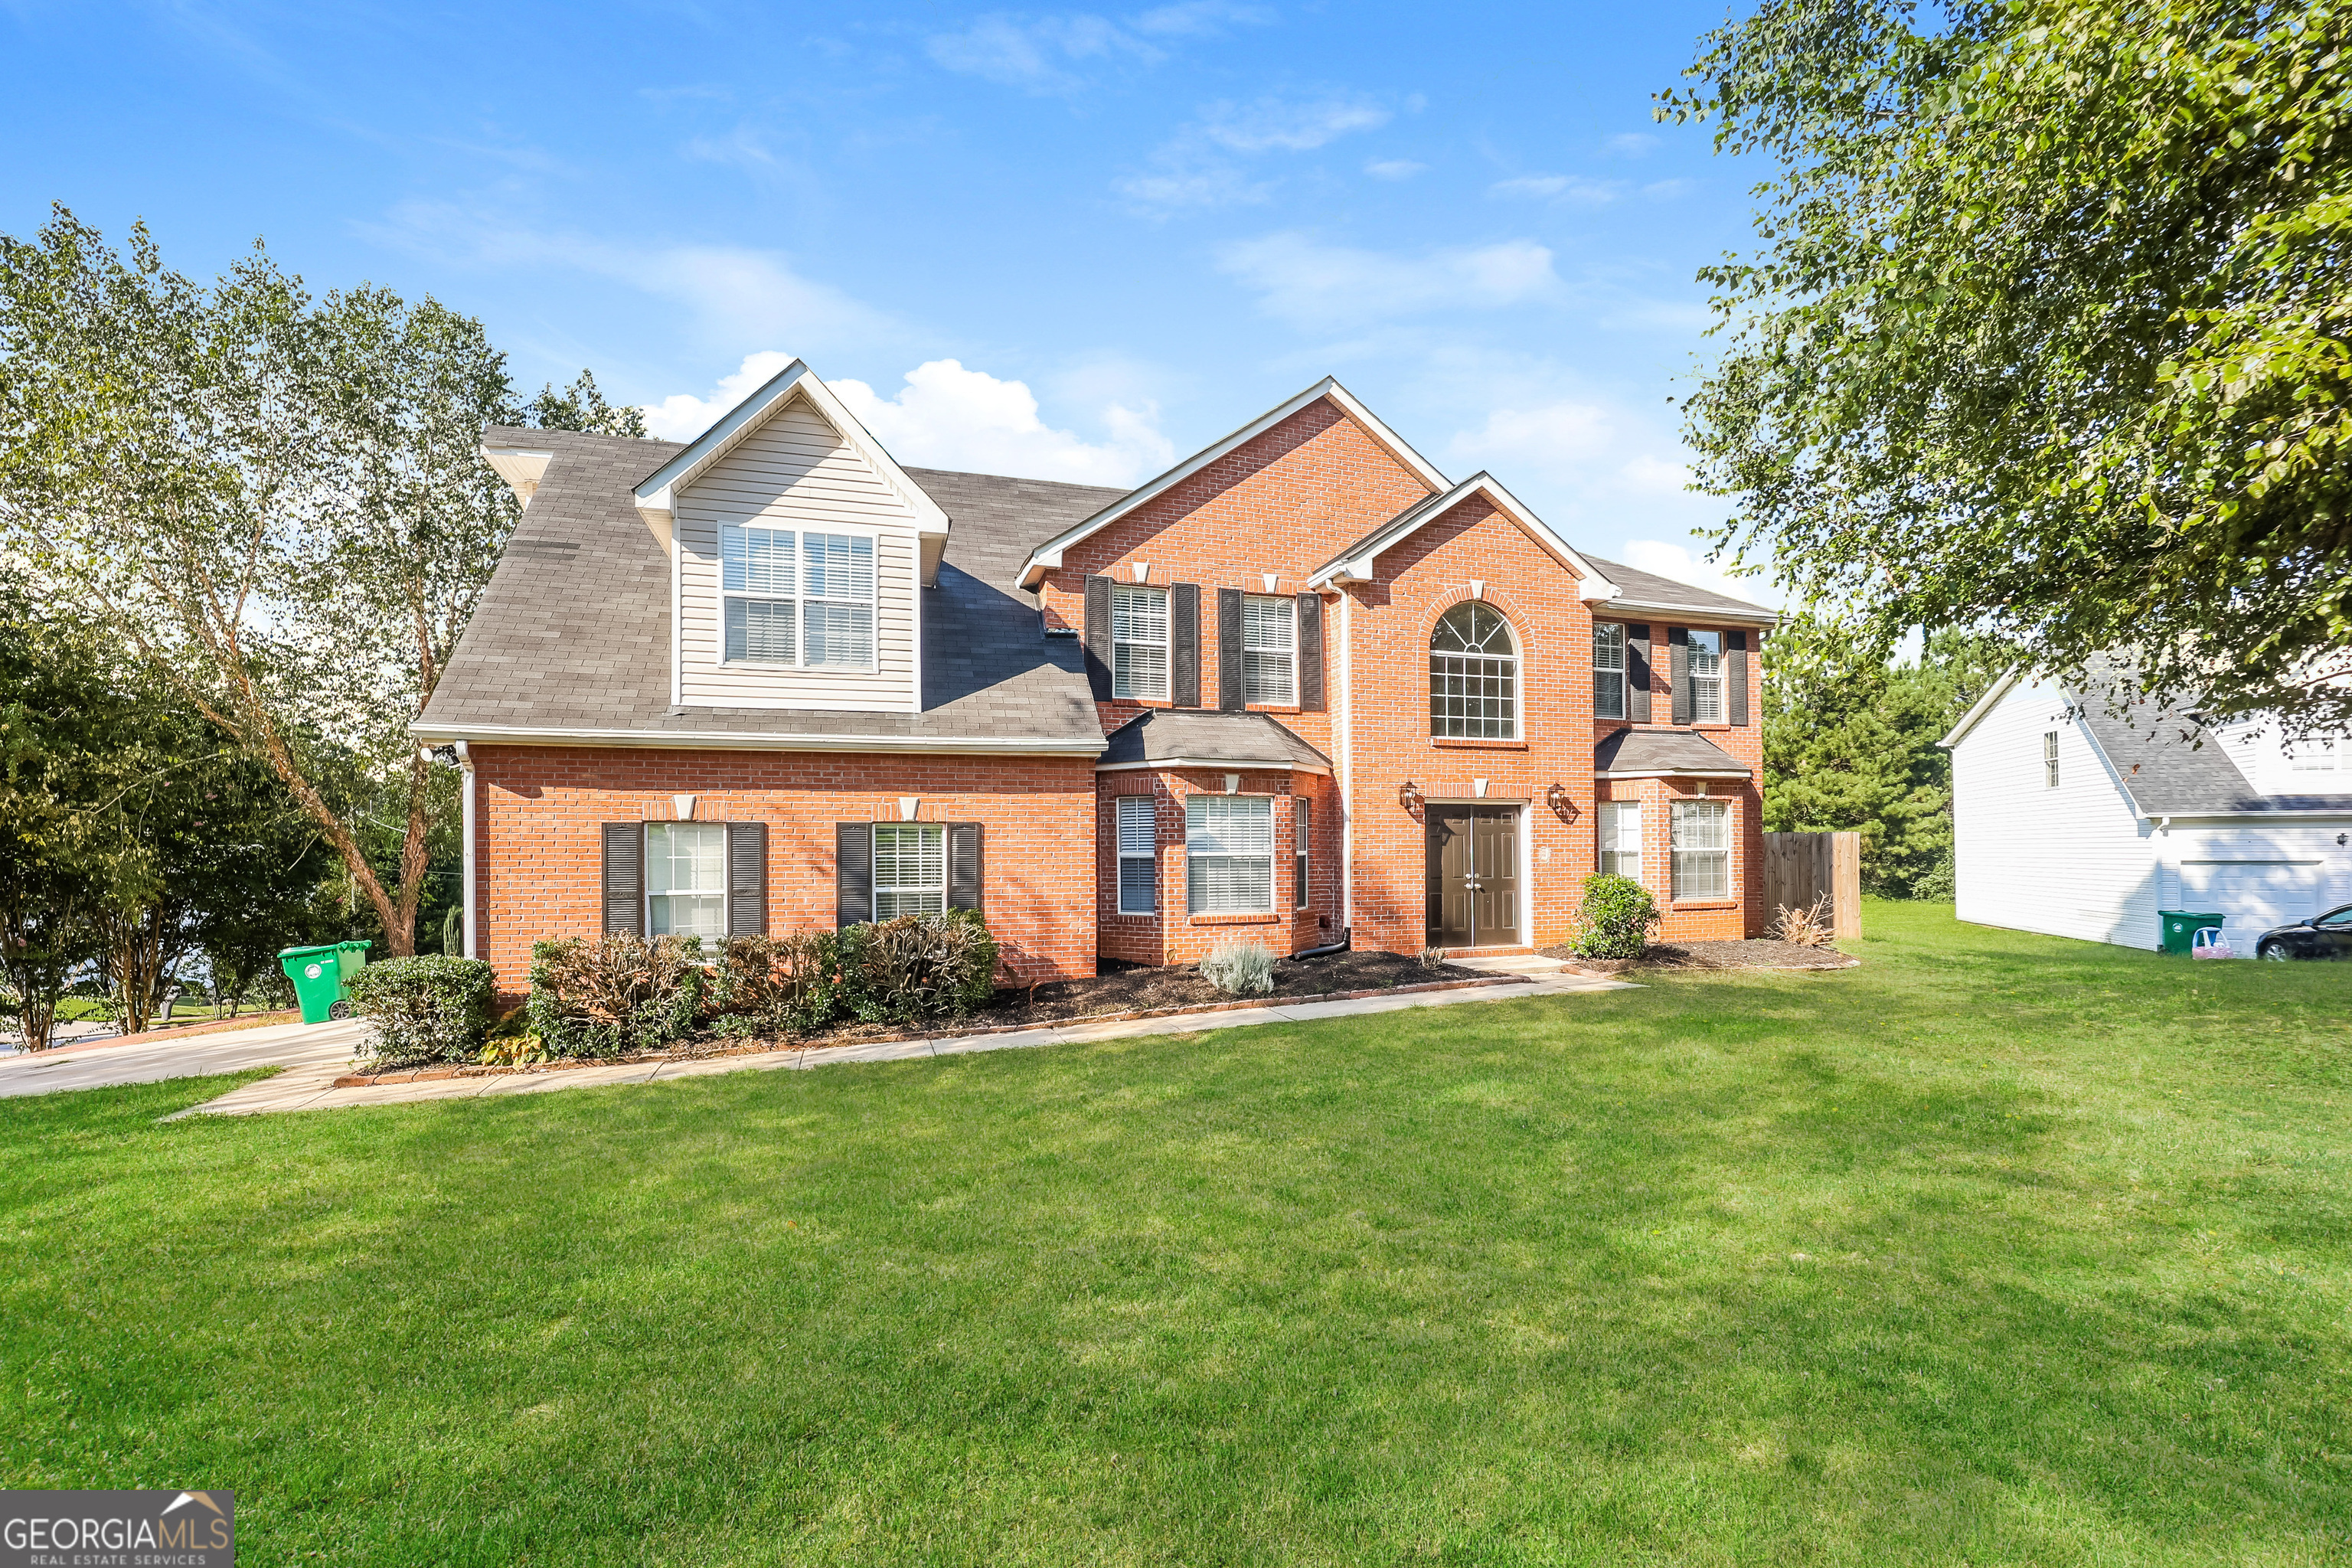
[675,396,921,713]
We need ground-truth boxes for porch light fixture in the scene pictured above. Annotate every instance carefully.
[1398,779,1424,812]
[1546,782,1578,823]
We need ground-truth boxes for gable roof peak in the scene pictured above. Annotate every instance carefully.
[1306,469,1620,603]
[1016,375,1448,589]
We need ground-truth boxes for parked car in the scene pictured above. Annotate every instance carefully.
[2255,904,2352,960]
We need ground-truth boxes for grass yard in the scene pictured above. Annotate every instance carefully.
[3,902,2349,1565]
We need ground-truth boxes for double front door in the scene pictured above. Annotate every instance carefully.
[1426,805,1521,949]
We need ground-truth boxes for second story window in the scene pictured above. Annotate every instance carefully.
[722,522,797,664]
[1113,585,1169,700]
[1243,594,1296,704]
[802,533,876,667]
[2044,731,2060,788]
[721,524,874,668]
[1430,602,1519,740]
[1689,630,1724,722]
[1593,622,1627,720]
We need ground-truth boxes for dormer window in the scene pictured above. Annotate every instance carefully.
[721,522,875,668]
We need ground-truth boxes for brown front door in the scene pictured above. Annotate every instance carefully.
[1426,806,1520,949]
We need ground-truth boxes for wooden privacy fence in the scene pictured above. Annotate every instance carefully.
[1762,831,1864,940]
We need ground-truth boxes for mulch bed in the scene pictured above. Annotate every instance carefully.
[1540,939,1859,975]
[335,949,1506,1087]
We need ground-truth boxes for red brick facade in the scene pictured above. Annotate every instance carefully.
[459,392,1770,988]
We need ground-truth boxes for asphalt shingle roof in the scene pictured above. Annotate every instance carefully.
[417,431,1128,745]
[2071,685,2352,815]
[1582,554,1777,621]
[1593,727,1751,776]
[1097,709,1334,773]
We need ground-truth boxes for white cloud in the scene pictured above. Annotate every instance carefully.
[1132,1,1273,35]
[1605,132,1658,156]
[1489,173,1622,204]
[1641,178,1693,200]
[1217,233,1561,327]
[1619,537,1779,609]
[926,5,1267,91]
[641,351,801,440]
[835,359,1174,485]
[1198,95,1389,152]
[1112,164,1272,210]
[1364,158,1426,180]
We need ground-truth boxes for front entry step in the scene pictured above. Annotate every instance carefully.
[1445,951,1575,976]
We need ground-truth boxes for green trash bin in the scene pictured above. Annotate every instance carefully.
[2158,910,2226,956]
[279,940,371,1023]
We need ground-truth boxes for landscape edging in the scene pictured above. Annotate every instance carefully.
[332,973,1527,1086]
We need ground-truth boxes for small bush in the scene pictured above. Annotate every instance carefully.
[525,934,706,1059]
[836,910,1000,1025]
[347,955,498,1069]
[707,932,841,1039]
[1199,936,1276,995]
[1574,874,1661,960]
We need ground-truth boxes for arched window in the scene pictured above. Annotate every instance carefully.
[1429,602,1519,739]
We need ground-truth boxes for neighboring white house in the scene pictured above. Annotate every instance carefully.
[1941,671,2352,953]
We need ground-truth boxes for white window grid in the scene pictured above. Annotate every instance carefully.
[1186,794,1273,914]
[872,823,946,919]
[1116,795,1158,916]
[1671,799,1730,900]
[2043,731,2060,788]
[722,524,876,668]
[2288,738,2342,772]
[1689,630,1724,723]
[646,822,727,938]
[802,533,876,668]
[1112,585,1170,701]
[1430,603,1519,740]
[1243,595,1296,705]
[1599,801,1642,882]
[1593,622,1626,720]
[1294,796,1311,908]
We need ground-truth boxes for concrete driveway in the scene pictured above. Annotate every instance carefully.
[0,1018,372,1099]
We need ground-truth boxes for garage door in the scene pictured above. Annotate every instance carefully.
[2179,860,2332,949]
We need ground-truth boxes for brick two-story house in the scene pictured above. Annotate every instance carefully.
[414,360,1775,991]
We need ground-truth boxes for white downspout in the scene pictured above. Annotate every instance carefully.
[457,741,478,959]
[1336,590,1354,936]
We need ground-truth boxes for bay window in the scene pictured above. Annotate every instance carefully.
[1599,801,1642,881]
[1671,799,1730,900]
[1186,795,1273,914]
[1116,795,1158,915]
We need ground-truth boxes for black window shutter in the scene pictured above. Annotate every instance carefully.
[1627,626,1652,724]
[835,822,872,929]
[1668,626,1691,725]
[727,822,767,936]
[1083,575,1113,701]
[1295,591,1324,711]
[1171,583,1200,707]
[948,822,984,913]
[1726,629,1749,727]
[601,823,643,936]
[1217,586,1243,710]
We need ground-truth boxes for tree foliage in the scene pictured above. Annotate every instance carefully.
[1763,620,2008,897]
[1668,0,2352,736]
[526,368,648,438]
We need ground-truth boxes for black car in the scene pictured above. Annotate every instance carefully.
[2255,903,2352,960]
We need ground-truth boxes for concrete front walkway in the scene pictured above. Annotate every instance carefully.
[179,969,1638,1119]
[0,1017,374,1099]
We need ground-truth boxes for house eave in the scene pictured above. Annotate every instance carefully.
[1939,667,2024,750]
[1599,597,1781,628]
[1597,767,1753,781]
[1303,472,1621,603]
[1097,755,1333,776]
[407,720,1103,757]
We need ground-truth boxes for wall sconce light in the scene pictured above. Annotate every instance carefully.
[1546,782,1578,823]
[1398,779,1424,813]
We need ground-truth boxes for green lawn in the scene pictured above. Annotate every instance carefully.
[4,903,2348,1565]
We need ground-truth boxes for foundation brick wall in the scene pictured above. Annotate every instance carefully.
[468,746,1098,994]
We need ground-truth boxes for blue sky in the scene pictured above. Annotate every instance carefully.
[2,0,1772,600]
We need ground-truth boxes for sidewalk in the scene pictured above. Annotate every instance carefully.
[178,964,1638,1119]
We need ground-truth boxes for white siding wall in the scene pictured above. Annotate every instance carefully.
[1952,679,2161,947]
[675,398,920,712]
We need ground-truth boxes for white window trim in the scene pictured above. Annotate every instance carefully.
[1116,795,1158,916]
[1688,629,1724,724]
[720,519,798,668]
[800,528,881,672]
[871,822,947,920]
[1670,799,1731,900]
[1594,622,1627,722]
[2043,731,2060,789]
[1599,799,1642,882]
[644,821,729,939]
[1186,792,1276,915]
[1243,593,1298,707]
[719,520,882,671]
[1112,583,1171,701]
[1429,604,1522,741]
[1294,795,1311,908]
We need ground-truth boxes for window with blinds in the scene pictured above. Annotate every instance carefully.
[647,822,727,937]
[1671,799,1730,900]
[722,522,797,664]
[1112,585,1169,700]
[1599,800,1642,881]
[1593,622,1626,720]
[1243,594,1295,704]
[1116,795,1158,915]
[872,823,946,918]
[1186,794,1273,913]
[1293,796,1311,907]
[802,533,876,667]
[2043,731,2060,788]
[1688,629,1724,722]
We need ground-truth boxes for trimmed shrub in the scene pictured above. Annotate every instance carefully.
[1573,874,1661,959]
[525,934,706,1059]
[1199,936,1276,995]
[347,956,498,1070]
[835,910,1000,1025]
[707,932,841,1039]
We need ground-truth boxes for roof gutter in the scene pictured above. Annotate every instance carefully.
[1598,767,1753,780]
[407,720,1104,757]
[1602,597,1781,628]
[1097,755,1332,776]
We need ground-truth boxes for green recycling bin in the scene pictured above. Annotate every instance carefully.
[2158,910,2226,956]
[279,940,371,1023]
